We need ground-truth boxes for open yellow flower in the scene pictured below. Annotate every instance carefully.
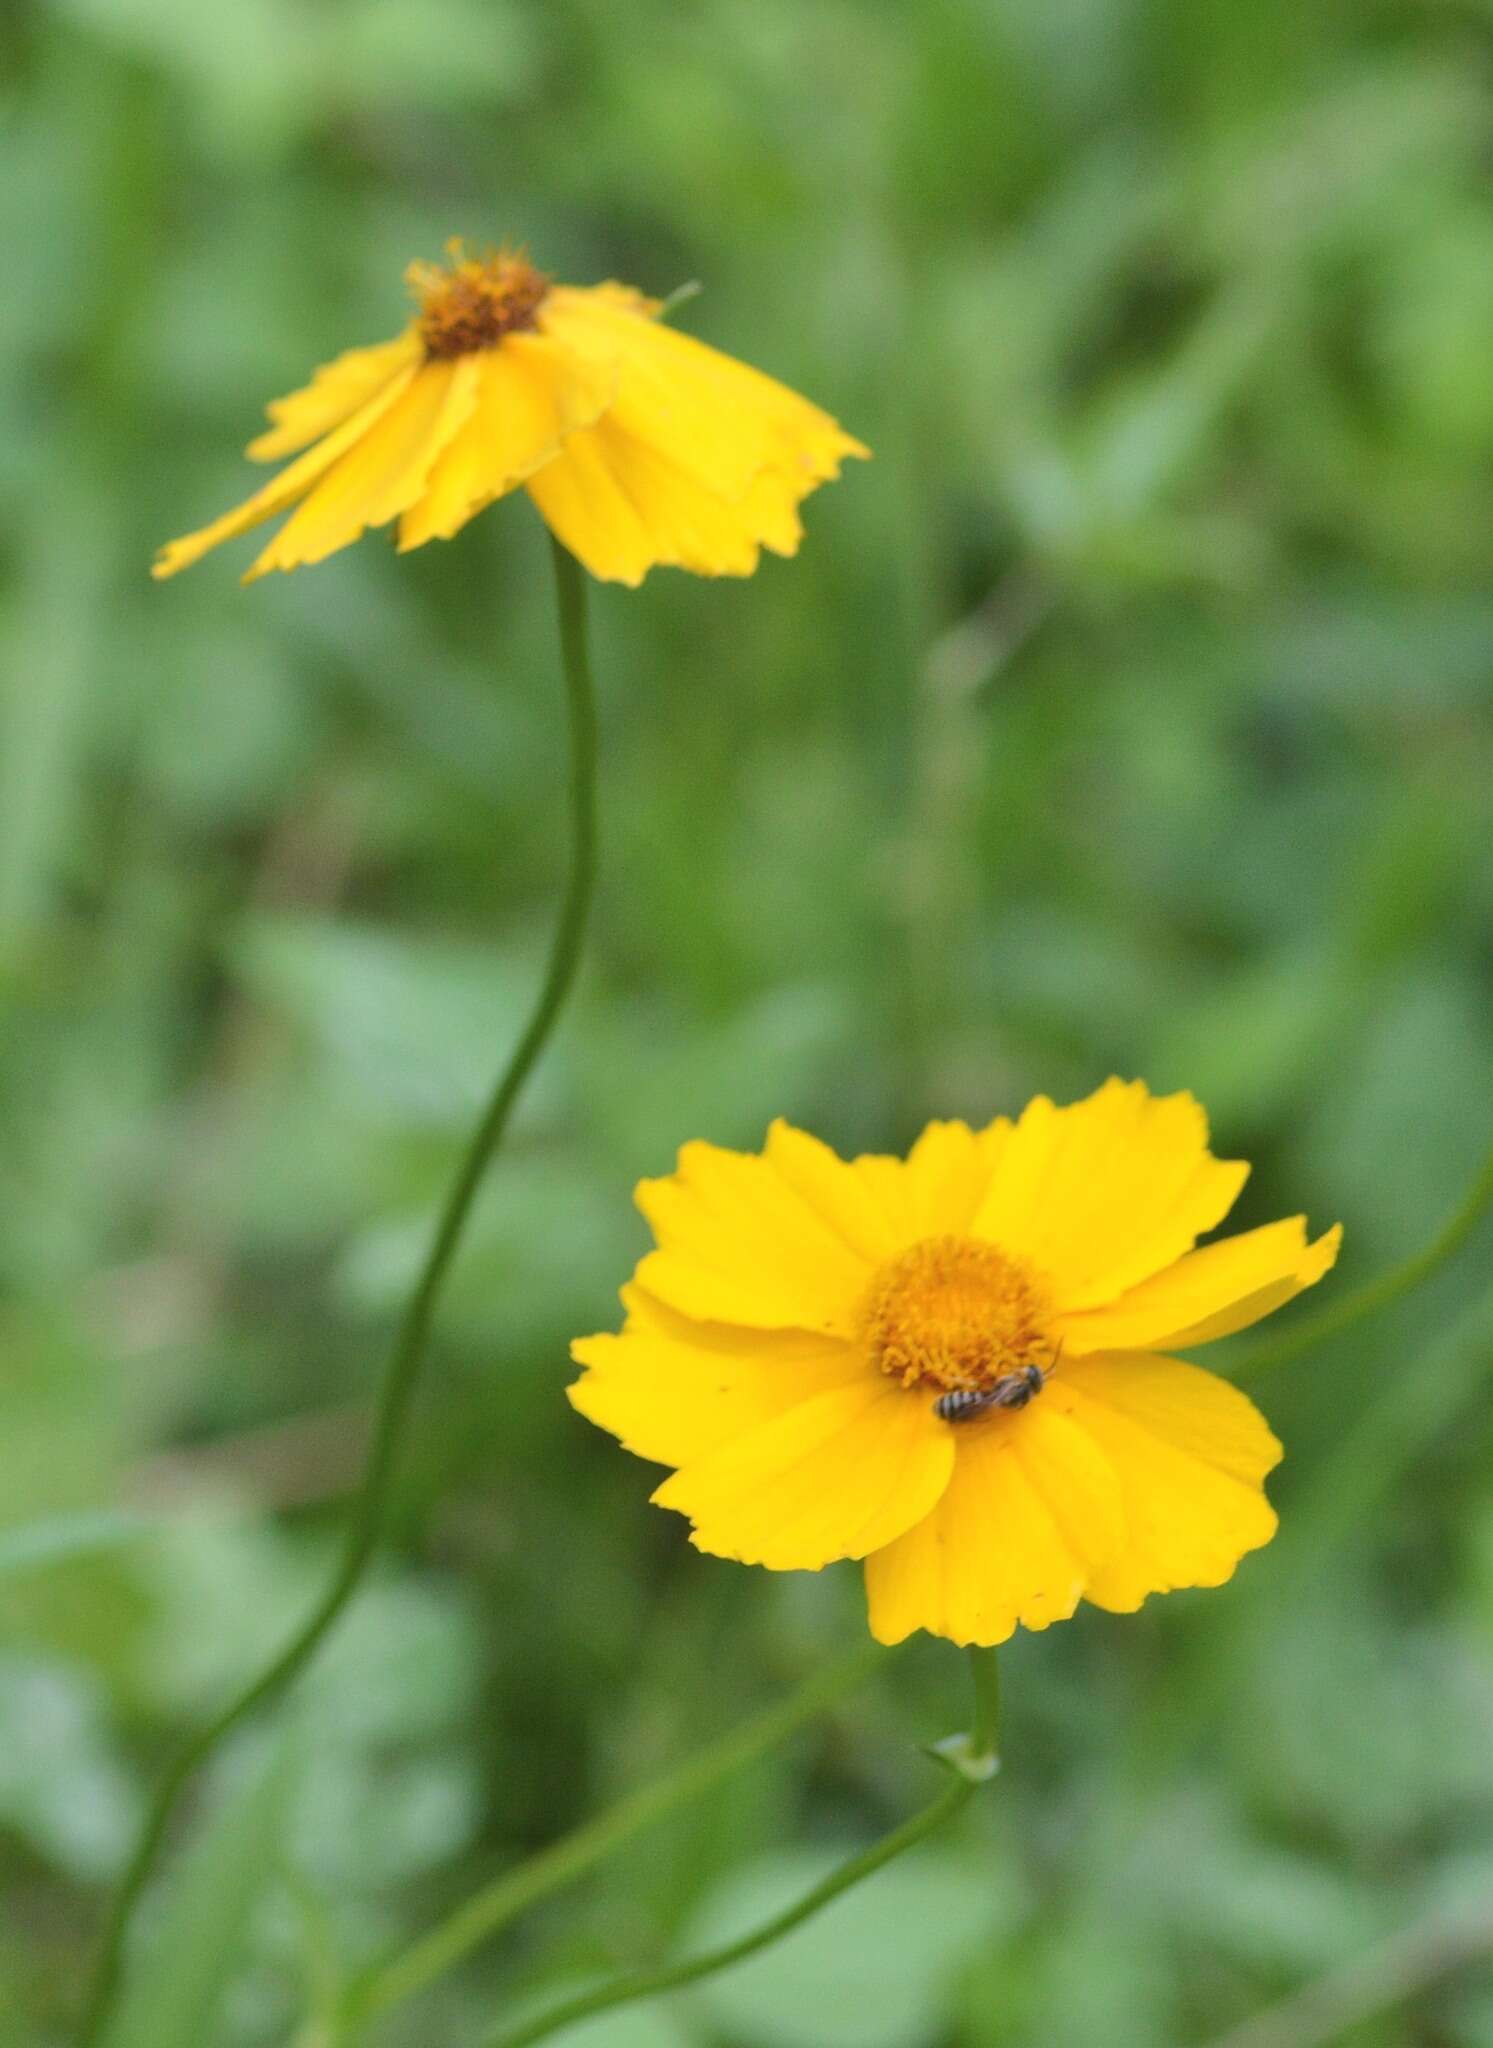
[569,1079,1341,1647]
[153,244,867,586]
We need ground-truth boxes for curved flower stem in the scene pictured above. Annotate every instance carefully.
[483,1785,973,2048]
[1231,1136,1493,1382]
[77,538,599,2048]
[967,1643,1001,1763]
[346,1640,883,2027]
[478,1647,1001,2048]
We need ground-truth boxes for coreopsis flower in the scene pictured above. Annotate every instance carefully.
[153,244,867,586]
[569,1079,1341,1647]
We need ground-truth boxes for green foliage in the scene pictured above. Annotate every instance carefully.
[683,1845,1005,2048]
[3,0,1492,2043]
[103,1745,292,2048]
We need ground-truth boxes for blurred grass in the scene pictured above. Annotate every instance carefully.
[2,1,1493,2044]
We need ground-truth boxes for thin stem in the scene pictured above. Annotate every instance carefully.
[478,1648,998,2048]
[967,1645,1001,1765]
[1230,1136,1493,1382]
[484,1783,972,2048]
[77,539,600,2047]
[348,1640,882,2025]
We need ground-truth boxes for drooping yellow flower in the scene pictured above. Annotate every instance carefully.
[569,1079,1341,1648]
[153,244,868,586]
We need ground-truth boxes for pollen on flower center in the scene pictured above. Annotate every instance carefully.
[408,243,550,358]
[862,1236,1057,1392]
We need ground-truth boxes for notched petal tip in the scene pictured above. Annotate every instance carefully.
[1304,1220,1344,1278]
[1054,1353,1283,1617]
[971,1074,1255,1314]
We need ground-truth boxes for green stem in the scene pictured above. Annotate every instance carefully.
[347,1640,882,2026]
[485,1785,972,2048]
[479,1648,1000,2048]
[77,538,600,2048]
[1230,1137,1493,1382]
[967,1645,1001,1766]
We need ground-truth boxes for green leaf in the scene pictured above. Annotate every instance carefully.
[0,1654,139,1879]
[0,1510,146,1580]
[231,913,544,1129]
[682,1845,1005,2048]
[104,1743,295,2048]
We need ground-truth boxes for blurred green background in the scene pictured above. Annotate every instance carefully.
[4,0,1493,2043]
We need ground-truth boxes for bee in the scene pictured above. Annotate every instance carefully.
[933,1357,1054,1424]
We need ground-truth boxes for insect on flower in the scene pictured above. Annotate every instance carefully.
[932,1354,1056,1422]
[569,1079,1343,1648]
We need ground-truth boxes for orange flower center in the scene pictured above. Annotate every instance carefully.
[862,1236,1057,1392]
[408,244,550,358]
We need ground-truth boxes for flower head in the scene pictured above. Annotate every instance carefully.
[153,243,868,586]
[569,1079,1341,1647]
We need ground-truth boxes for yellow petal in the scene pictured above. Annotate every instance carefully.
[761,1121,911,1266]
[1059,1219,1342,1354]
[541,286,867,503]
[734,466,805,558]
[864,1401,1125,1647]
[397,333,616,551]
[971,1078,1249,1312]
[246,330,423,461]
[245,357,482,579]
[568,1285,865,1470]
[855,1118,1016,1243]
[152,363,420,579]
[1053,1353,1281,1611]
[652,1378,953,1571]
[525,414,807,584]
[521,423,653,584]
[799,1118,1016,1260]
[633,1130,878,1335]
[551,280,662,324]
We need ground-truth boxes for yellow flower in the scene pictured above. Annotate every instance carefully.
[569,1079,1341,1648]
[153,244,868,586]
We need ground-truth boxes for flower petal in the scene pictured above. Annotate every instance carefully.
[1053,1352,1281,1611]
[734,466,806,559]
[525,413,816,584]
[864,1402,1125,1647]
[835,1119,1014,1251]
[1059,1219,1342,1355]
[633,1130,879,1335]
[521,421,696,585]
[151,363,420,579]
[244,356,482,579]
[568,1285,865,1470]
[761,1121,911,1266]
[397,333,616,551]
[246,330,423,461]
[653,1378,953,1571]
[971,1078,1249,1311]
[539,287,868,503]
